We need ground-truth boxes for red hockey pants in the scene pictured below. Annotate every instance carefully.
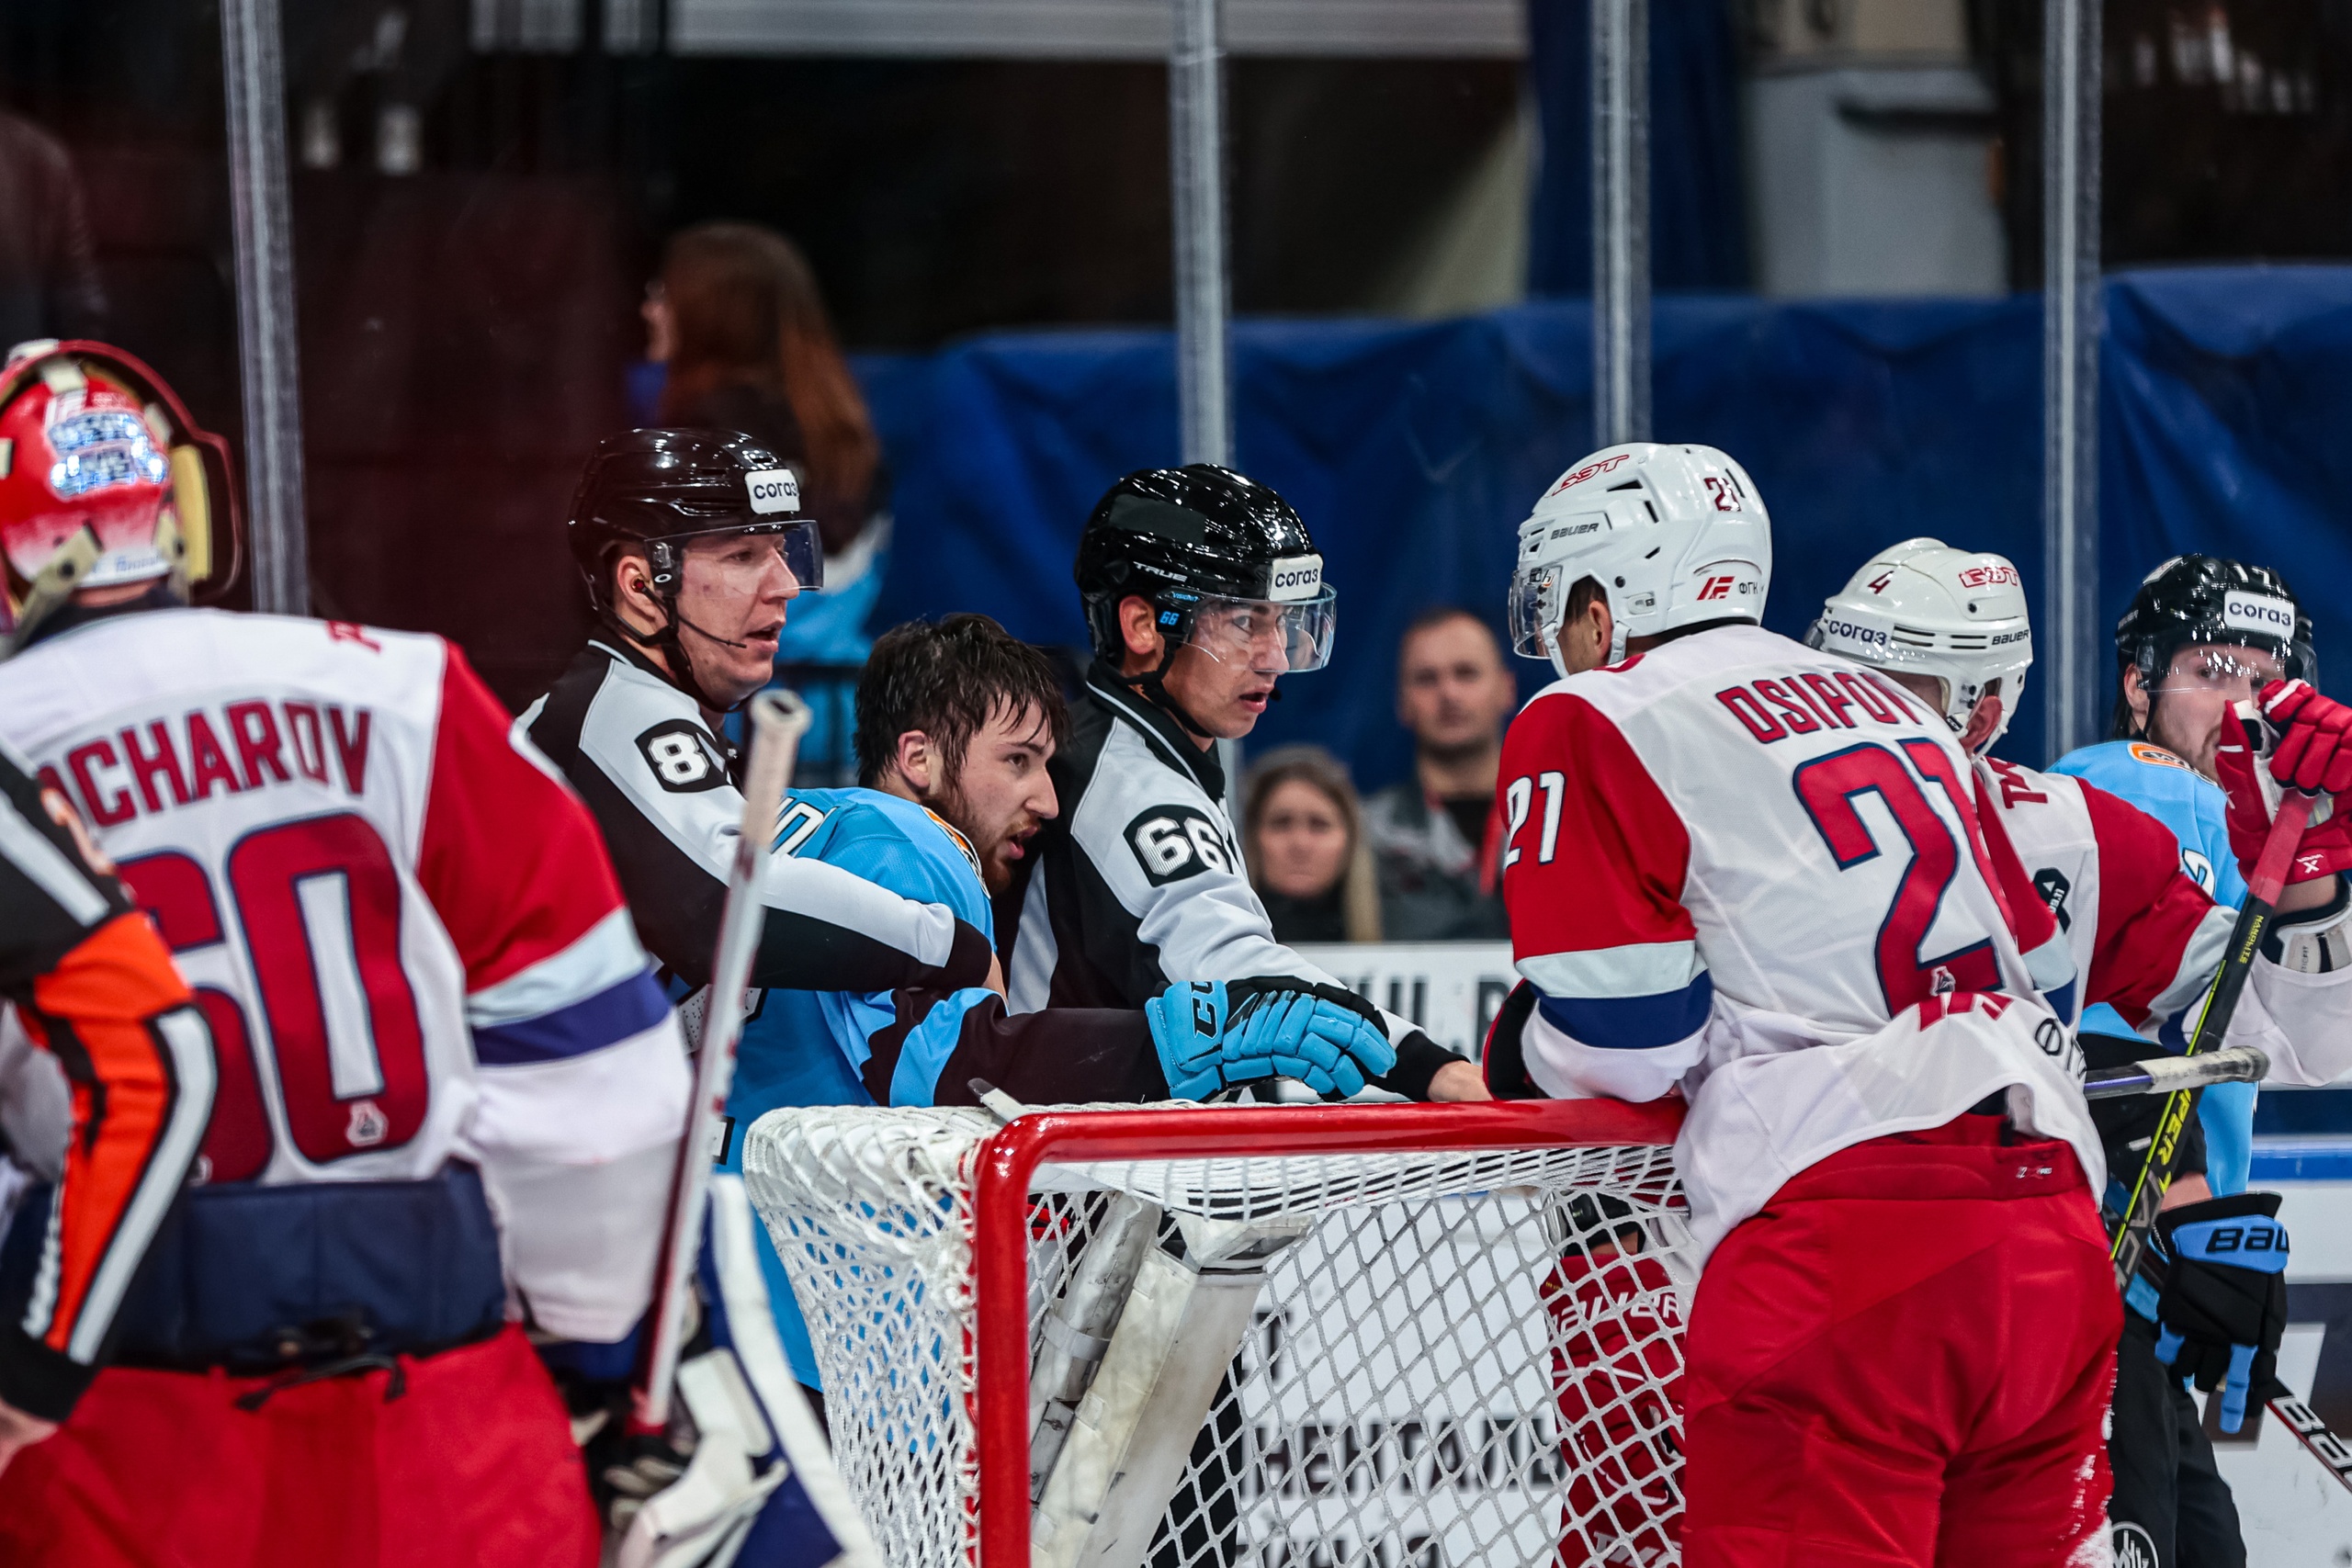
[1679,1117,2121,1568]
[0,1325,599,1568]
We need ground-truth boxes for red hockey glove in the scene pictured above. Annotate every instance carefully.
[2214,682,2352,886]
[2260,680,2352,795]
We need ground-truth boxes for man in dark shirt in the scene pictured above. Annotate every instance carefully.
[1361,606,1517,940]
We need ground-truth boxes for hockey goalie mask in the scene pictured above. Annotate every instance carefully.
[1806,538,2032,752]
[0,340,240,649]
[1510,443,1770,677]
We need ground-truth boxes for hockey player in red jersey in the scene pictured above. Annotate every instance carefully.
[0,340,690,1566]
[1810,539,2352,1568]
[1486,444,2115,1567]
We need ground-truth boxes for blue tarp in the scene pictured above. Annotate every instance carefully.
[860,266,2352,794]
[1524,0,1750,295]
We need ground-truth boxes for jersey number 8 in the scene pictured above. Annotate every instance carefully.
[119,812,428,1182]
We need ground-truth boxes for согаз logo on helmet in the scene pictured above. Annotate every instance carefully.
[745,468,800,514]
[2222,591,2295,635]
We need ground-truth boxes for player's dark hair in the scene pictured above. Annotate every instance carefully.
[855,615,1069,788]
[1565,575,1607,626]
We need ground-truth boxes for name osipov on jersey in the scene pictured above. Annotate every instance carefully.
[1713,669,1931,743]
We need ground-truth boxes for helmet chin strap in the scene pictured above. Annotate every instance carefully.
[1111,653,1217,740]
[605,596,752,716]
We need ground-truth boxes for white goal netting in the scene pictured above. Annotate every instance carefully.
[742,1100,1692,1568]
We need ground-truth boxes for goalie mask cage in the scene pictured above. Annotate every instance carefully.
[743,1098,1692,1568]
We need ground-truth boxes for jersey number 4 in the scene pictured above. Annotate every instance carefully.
[1793,741,2004,1013]
[119,812,427,1181]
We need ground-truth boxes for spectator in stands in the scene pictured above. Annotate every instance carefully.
[644,221,888,666]
[1361,607,1515,940]
[1244,746,1381,944]
[0,111,107,347]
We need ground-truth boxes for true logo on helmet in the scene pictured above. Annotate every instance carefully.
[1267,554,1324,603]
[745,468,800,515]
[2222,590,2295,637]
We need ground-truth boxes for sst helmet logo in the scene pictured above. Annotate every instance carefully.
[1956,563,2020,588]
[1544,452,1632,497]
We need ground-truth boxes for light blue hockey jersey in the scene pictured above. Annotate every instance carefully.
[710,786,999,1388]
[2049,739,2255,1194]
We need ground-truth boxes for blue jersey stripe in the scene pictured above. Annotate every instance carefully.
[1536,971,1713,1052]
[473,969,670,1065]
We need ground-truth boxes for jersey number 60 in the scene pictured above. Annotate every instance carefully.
[119,812,427,1182]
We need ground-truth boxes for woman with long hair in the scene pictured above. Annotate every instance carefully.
[1242,746,1382,944]
[641,220,890,682]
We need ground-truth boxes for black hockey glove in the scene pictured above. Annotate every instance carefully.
[2150,1191,2290,1433]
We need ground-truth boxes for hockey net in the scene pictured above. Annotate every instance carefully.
[742,1098,1691,1568]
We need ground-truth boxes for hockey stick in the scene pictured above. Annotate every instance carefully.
[2081,1045,2269,1101]
[2106,786,2313,1291]
[633,688,811,1435]
[2095,787,2352,1495]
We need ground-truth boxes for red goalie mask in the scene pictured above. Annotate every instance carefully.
[0,339,241,647]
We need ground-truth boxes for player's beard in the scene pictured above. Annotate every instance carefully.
[927,773,1035,896]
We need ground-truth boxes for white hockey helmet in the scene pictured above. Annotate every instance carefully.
[1806,537,2032,750]
[1508,442,1770,677]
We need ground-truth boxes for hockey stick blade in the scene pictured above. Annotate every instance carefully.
[2268,1392,2352,1495]
[2081,1044,2269,1101]
[2108,789,2313,1292]
[632,689,812,1436]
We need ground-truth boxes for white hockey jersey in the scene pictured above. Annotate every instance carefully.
[0,609,689,1339]
[1499,624,2099,1265]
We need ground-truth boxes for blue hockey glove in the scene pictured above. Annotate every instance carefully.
[2149,1191,2290,1433]
[1146,979,1396,1100]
